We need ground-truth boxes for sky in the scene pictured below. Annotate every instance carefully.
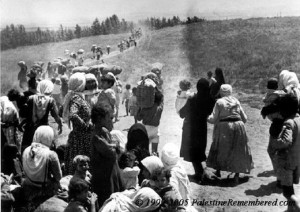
[1,0,300,28]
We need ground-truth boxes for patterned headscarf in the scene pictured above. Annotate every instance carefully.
[220,84,232,97]
[63,72,86,128]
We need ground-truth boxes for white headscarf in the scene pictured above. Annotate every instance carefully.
[110,130,127,153]
[141,156,164,176]
[23,126,55,185]
[220,84,232,97]
[37,80,54,95]
[278,70,300,103]
[62,72,86,128]
[0,96,18,123]
[100,187,162,212]
[161,143,191,201]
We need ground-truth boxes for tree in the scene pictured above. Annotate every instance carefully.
[74,24,82,38]
[91,18,101,35]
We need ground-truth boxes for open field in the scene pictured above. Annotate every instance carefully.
[1,17,300,211]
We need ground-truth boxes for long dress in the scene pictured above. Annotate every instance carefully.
[64,94,92,175]
[207,96,253,173]
[179,93,214,163]
[91,127,124,207]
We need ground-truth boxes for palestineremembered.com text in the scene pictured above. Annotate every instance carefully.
[134,198,295,207]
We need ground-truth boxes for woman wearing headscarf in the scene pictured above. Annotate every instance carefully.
[207,84,253,184]
[83,73,100,108]
[210,67,225,101]
[0,96,19,148]
[179,78,215,181]
[278,70,300,104]
[126,123,151,184]
[63,73,92,175]
[22,79,62,152]
[90,104,124,206]
[22,126,62,211]
[161,143,197,212]
[100,187,162,212]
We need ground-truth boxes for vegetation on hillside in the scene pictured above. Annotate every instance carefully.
[1,14,134,50]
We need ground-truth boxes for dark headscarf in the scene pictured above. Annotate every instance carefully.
[215,68,225,85]
[197,78,210,97]
[127,123,149,151]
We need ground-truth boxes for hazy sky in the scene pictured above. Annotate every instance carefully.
[1,0,300,28]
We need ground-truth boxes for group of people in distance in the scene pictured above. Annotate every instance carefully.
[1,58,300,212]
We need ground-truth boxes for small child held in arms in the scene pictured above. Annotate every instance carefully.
[175,79,192,114]
[122,84,132,116]
[118,151,140,189]
[128,87,138,123]
[150,168,186,212]
[65,179,98,212]
[70,155,92,185]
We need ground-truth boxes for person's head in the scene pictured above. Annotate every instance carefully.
[125,84,131,90]
[73,155,90,174]
[37,80,54,95]
[60,75,68,85]
[196,78,210,95]
[127,123,149,151]
[68,178,90,202]
[220,84,232,97]
[141,156,164,179]
[215,67,225,84]
[7,89,21,101]
[18,61,26,68]
[85,73,98,91]
[278,70,299,91]
[118,151,136,169]
[68,72,86,92]
[179,80,191,91]
[267,78,278,90]
[32,125,55,149]
[132,187,162,211]
[132,87,137,96]
[207,71,213,78]
[51,78,56,84]
[151,168,171,188]
[279,94,299,119]
[91,104,113,131]
[101,74,115,89]
[161,143,180,168]
[28,78,37,90]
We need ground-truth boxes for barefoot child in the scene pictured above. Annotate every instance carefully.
[122,84,131,116]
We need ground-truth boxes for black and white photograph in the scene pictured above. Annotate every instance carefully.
[1,0,300,211]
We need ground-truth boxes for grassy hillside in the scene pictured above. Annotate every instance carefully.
[1,17,300,96]
[0,32,131,94]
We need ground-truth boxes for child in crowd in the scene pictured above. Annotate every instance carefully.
[137,89,164,154]
[129,87,138,124]
[118,151,140,189]
[122,84,131,116]
[273,94,300,211]
[175,79,192,115]
[149,167,186,212]
[65,179,98,212]
[207,71,216,86]
[52,78,62,109]
[96,74,116,120]
[70,155,92,184]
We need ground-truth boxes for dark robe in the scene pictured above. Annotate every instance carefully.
[126,123,150,184]
[179,92,214,163]
[90,127,124,207]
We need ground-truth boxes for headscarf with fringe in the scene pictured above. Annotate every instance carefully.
[63,73,86,128]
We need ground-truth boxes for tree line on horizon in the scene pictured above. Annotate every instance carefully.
[1,14,134,50]
[138,16,205,30]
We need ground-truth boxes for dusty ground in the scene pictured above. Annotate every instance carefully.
[53,79,300,212]
[48,33,300,212]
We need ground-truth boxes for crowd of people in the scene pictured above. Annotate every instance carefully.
[1,45,300,211]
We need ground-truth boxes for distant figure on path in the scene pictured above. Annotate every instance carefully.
[18,61,28,89]
[106,45,111,54]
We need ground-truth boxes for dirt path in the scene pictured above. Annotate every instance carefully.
[53,32,300,212]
